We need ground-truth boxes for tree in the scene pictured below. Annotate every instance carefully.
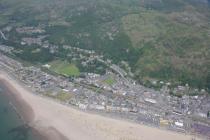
[206,73,210,93]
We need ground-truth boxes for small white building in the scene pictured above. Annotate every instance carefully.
[175,121,184,127]
[121,107,130,112]
[89,104,105,110]
[95,105,105,110]
[197,112,207,118]
[144,98,157,104]
[78,103,88,110]
[73,89,78,92]
[62,89,69,92]
[42,64,51,69]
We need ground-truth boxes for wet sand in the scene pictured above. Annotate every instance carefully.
[0,71,202,140]
[0,77,68,140]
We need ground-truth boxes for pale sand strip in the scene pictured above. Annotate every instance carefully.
[0,72,201,140]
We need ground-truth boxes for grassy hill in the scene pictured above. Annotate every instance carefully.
[122,6,210,88]
[0,0,210,90]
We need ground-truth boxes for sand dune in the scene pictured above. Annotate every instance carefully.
[0,72,201,140]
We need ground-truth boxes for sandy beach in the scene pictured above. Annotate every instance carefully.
[0,72,201,140]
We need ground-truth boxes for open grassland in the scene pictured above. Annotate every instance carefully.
[49,60,80,77]
[103,76,116,85]
[55,91,74,102]
[45,91,74,102]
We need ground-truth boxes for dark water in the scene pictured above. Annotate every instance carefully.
[0,85,39,140]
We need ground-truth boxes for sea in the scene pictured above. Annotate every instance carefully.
[0,84,39,140]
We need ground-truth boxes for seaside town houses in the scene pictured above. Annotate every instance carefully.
[0,52,210,139]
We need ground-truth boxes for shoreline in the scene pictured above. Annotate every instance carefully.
[0,77,68,140]
[0,71,202,140]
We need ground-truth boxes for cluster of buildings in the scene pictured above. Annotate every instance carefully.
[16,27,45,34]
[2,25,133,80]
[21,36,46,46]
[0,25,210,139]
[0,52,210,139]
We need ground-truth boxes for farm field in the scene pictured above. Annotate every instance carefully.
[49,60,80,77]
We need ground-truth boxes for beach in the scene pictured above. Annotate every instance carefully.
[0,75,68,140]
[0,72,201,140]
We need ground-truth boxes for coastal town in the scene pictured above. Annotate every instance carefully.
[1,0,210,139]
[0,43,210,139]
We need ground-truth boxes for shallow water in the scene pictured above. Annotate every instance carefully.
[0,84,39,140]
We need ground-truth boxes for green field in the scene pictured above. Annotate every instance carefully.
[103,76,116,85]
[49,60,80,77]
[46,91,73,102]
[55,91,73,101]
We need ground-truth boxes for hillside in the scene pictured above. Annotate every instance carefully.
[0,0,210,90]
[122,5,210,88]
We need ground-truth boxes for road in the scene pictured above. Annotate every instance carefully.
[0,30,7,40]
